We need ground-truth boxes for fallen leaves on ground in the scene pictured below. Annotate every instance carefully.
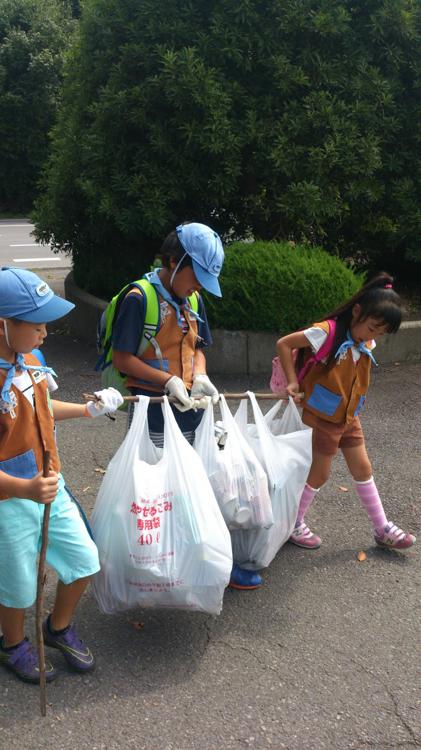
[338,486,349,492]
[357,550,367,562]
[94,468,106,474]
[130,620,145,631]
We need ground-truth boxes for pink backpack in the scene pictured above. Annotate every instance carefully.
[270,319,337,394]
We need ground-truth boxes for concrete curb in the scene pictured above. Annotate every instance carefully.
[64,271,421,374]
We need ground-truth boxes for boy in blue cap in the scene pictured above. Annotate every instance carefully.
[0,267,123,683]
[113,222,262,590]
[113,221,223,443]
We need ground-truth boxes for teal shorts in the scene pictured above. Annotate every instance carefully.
[0,475,100,609]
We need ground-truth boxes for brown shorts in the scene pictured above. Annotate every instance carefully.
[302,409,365,457]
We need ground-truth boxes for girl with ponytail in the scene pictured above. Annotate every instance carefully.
[277,272,416,551]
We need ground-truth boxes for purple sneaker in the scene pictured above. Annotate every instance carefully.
[374,522,416,550]
[43,617,95,672]
[289,522,322,549]
[0,636,57,684]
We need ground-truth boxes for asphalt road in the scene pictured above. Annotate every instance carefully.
[0,308,420,749]
[0,219,70,270]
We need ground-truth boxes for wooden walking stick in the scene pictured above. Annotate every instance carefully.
[35,449,51,717]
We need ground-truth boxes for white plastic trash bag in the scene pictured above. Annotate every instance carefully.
[231,393,312,570]
[194,396,273,530]
[264,398,305,437]
[91,396,232,615]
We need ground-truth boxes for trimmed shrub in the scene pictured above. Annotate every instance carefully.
[204,241,362,334]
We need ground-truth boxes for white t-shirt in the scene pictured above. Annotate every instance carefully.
[13,368,58,408]
[303,326,376,364]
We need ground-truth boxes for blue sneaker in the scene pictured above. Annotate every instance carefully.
[0,636,57,684]
[229,564,262,590]
[43,617,95,672]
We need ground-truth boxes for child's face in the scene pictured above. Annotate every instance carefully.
[350,307,389,343]
[1,319,47,354]
[171,265,201,299]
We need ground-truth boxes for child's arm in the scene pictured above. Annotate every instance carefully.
[193,348,207,375]
[52,387,124,420]
[112,351,171,388]
[276,331,309,401]
[0,469,58,504]
[51,401,87,421]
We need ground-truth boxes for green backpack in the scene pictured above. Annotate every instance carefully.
[96,278,199,403]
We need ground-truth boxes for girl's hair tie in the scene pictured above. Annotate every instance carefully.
[384,283,393,289]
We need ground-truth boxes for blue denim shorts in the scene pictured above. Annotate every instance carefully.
[0,475,100,608]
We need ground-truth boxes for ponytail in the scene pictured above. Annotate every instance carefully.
[324,272,402,365]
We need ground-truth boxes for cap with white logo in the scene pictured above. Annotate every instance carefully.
[0,267,74,323]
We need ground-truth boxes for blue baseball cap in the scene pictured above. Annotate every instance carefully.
[0,267,75,323]
[176,223,224,297]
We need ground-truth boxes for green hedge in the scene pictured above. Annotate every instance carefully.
[204,241,362,333]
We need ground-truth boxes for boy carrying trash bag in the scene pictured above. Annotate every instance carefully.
[109,222,263,590]
[111,221,223,442]
[0,267,123,684]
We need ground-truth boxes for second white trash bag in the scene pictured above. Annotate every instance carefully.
[91,396,232,615]
[230,393,312,570]
[194,395,273,530]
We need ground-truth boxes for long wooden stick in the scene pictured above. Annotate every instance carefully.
[36,450,51,717]
[83,391,295,404]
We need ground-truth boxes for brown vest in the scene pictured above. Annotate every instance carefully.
[125,289,199,393]
[301,322,373,424]
[0,353,60,499]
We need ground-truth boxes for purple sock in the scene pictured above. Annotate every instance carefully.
[295,483,319,526]
[353,476,388,532]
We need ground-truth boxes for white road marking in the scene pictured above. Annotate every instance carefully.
[10,243,46,247]
[12,257,61,263]
[0,224,34,228]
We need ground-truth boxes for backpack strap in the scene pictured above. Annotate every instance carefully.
[187,291,199,314]
[313,318,336,363]
[297,318,337,383]
[133,279,160,358]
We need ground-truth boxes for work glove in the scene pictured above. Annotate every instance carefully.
[191,395,212,411]
[165,375,195,412]
[190,374,219,405]
[86,387,124,417]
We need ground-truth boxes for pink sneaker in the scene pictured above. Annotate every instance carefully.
[289,522,322,549]
[374,522,416,550]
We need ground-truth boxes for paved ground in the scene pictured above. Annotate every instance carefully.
[0,219,70,270]
[0,330,420,750]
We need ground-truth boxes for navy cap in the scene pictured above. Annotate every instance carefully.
[0,267,75,323]
[176,223,224,297]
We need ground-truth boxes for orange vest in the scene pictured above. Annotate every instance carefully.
[0,353,60,499]
[301,321,373,424]
[125,288,199,393]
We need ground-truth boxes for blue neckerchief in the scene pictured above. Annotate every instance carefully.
[335,332,378,366]
[144,269,204,329]
[0,354,57,404]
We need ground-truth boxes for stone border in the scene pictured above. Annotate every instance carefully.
[65,271,421,374]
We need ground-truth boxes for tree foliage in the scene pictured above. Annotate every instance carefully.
[34,0,421,297]
[0,0,75,212]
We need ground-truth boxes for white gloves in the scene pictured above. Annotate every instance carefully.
[165,375,218,411]
[86,387,124,417]
[190,374,219,405]
[164,376,195,412]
